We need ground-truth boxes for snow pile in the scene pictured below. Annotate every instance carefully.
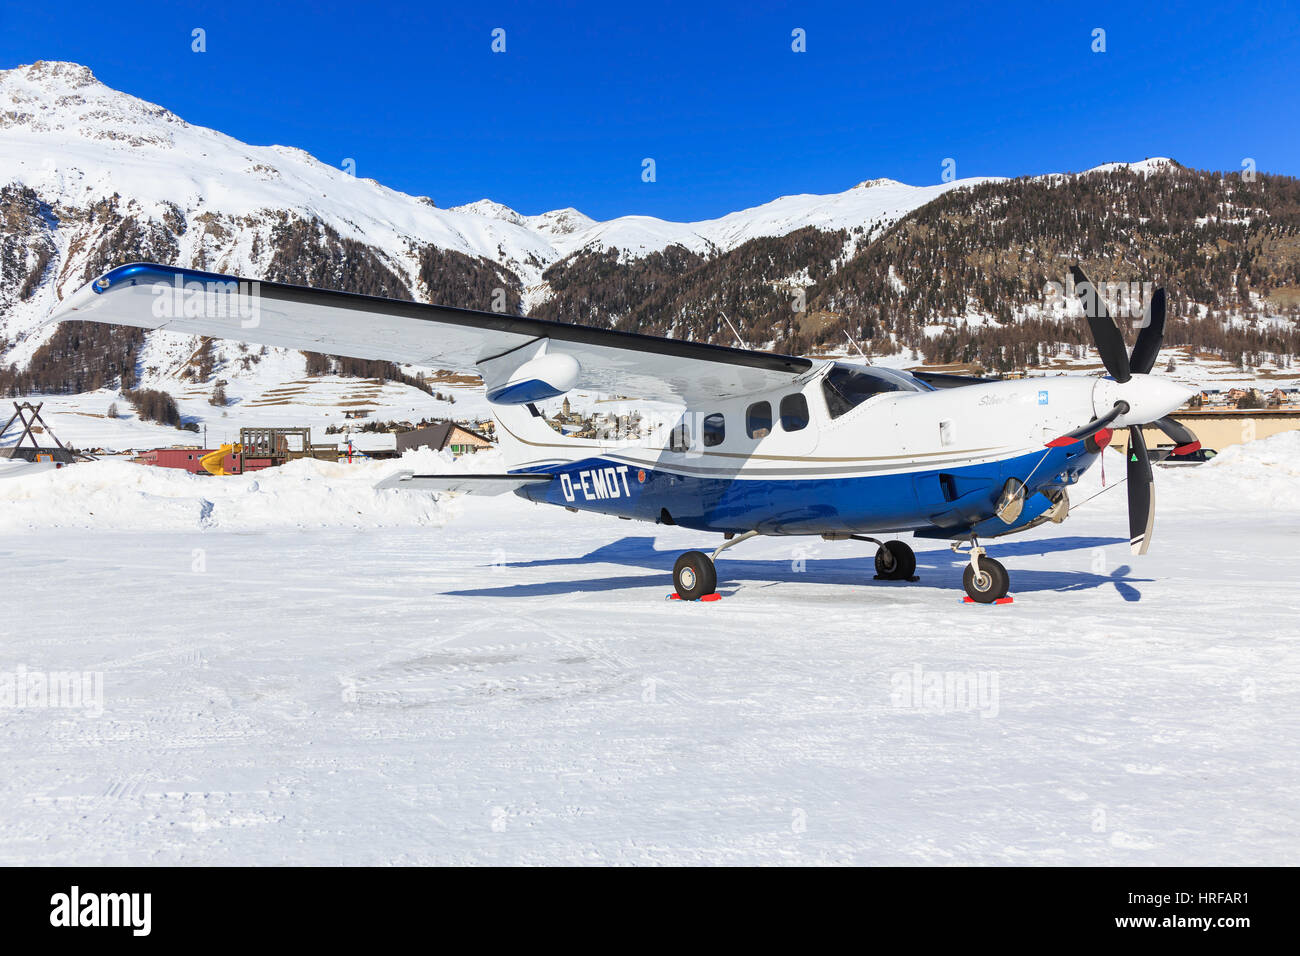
[1161,430,1300,513]
[0,447,505,532]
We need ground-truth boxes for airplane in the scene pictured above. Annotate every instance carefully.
[50,262,1199,603]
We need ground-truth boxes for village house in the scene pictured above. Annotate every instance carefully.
[395,421,493,456]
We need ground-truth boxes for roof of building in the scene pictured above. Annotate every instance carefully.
[394,421,493,452]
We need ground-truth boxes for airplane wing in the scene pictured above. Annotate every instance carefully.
[51,263,813,404]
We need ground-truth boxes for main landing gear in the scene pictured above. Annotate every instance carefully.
[672,530,760,600]
[953,537,1010,603]
[672,550,717,600]
[671,531,921,601]
[872,539,917,581]
[822,533,918,582]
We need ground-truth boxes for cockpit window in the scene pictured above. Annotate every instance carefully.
[821,363,919,419]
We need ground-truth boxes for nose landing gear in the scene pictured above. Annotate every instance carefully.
[953,538,1010,603]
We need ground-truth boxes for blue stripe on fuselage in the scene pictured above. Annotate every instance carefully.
[513,445,1095,536]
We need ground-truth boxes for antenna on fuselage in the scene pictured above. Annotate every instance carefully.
[719,312,750,350]
[843,330,869,362]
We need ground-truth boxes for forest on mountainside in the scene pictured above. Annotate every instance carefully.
[535,165,1300,372]
[3,164,1298,396]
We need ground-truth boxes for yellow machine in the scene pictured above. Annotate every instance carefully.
[199,444,239,476]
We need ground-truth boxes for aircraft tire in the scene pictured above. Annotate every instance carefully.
[673,551,717,600]
[874,540,916,580]
[963,558,1009,602]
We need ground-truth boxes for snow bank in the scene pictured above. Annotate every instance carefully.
[3,430,1297,533]
[1205,429,1300,474]
[0,447,503,532]
[1161,430,1300,513]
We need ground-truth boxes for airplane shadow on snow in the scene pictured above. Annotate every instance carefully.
[446,534,1150,602]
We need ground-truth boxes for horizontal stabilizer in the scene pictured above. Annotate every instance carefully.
[374,471,553,496]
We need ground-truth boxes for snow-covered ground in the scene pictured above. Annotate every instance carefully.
[0,435,1297,865]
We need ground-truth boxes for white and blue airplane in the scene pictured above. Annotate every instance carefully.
[52,263,1198,602]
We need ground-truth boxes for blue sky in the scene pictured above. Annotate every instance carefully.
[1,0,1296,220]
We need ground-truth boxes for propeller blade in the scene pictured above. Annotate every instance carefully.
[1129,287,1166,375]
[1127,426,1155,555]
[1070,265,1131,383]
[1045,400,1128,448]
[1151,415,1201,454]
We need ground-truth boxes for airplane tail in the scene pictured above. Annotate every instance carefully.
[490,401,586,473]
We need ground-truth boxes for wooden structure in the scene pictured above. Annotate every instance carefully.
[238,427,337,463]
[138,427,338,475]
[0,402,85,464]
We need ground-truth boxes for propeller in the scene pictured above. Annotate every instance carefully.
[1048,267,1200,555]
[1150,414,1201,454]
[1129,287,1166,376]
[1069,265,1132,383]
[1126,424,1155,555]
[1045,400,1127,448]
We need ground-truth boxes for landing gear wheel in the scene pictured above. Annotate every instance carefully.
[673,550,717,600]
[963,557,1009,603]
[874,540,916,581]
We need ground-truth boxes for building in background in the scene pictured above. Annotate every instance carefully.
[395,422,493,456]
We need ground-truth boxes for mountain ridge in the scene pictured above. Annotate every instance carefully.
[2,59,1296,408]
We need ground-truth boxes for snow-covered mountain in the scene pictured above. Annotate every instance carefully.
[0,61,991,293]
[0,59,1009,432]
[4,59,1254,455]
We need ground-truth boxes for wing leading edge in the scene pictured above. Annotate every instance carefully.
[51,263,813,404]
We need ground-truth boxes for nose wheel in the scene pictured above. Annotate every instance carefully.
[954,539,1010,603]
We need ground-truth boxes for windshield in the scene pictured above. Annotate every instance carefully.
[820,363,924,419]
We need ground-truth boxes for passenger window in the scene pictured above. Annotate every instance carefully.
[746,402,772,438]
[780,393,809,432]
[702,413,725,447]
[669,420,691,452]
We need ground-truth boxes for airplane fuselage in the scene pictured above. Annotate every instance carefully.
[494,362,1173,539]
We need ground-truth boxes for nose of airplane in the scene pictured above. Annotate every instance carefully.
[1101,374,1197,426]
